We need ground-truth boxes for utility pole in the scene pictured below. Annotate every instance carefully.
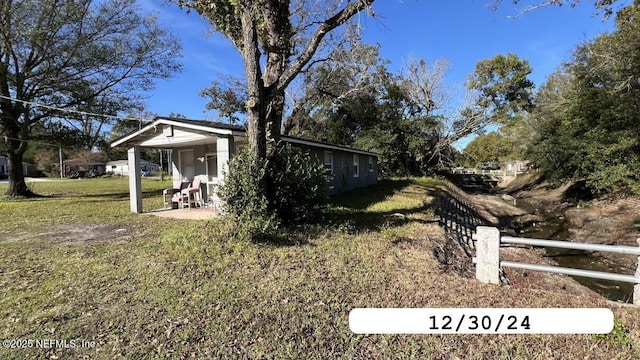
[59,146,64,178]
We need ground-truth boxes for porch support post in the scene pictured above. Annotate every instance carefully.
[217,136,233,187]
[128,146,143,213]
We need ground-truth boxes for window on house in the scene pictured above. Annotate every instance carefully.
[206,154,218,179]
[179,149,195,181]
[353,154,359,177]
[368,156,374,172]
[324,151,333,174]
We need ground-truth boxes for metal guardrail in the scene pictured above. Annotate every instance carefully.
[502,236,640,255]
[500,261,639,284]
[472,226,640,305]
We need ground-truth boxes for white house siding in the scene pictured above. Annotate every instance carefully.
[107,160,159,176]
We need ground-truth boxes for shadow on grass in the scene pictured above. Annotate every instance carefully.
[329,178,413,210]
[319,178,440,233]
[251,230,316,247]
[245,178,439,247]
[6,190,164,202]
[428,187,483,256]
[422,185,488,278]
[86,190,167,200]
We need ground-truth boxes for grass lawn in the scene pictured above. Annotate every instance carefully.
[0,177,639,359]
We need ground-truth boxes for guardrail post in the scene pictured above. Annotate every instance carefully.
[475,226,501,284]
[635,238,640,306]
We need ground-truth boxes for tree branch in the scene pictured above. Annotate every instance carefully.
[277,0,374,92]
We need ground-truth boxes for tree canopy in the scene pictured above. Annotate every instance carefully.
[173,0,637,223]
[0,0,182,196]
[503,0,640,194]
[467,53,535,123]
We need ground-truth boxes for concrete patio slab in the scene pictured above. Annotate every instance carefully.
[145,208,217,220]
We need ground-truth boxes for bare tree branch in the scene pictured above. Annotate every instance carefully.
[277,0,374,91]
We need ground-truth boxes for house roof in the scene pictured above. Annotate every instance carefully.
[111,116,379,157]
[156,116,246,132]
[280,135,378,157]
[110,116,246,148]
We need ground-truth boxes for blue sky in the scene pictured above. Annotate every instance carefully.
[141,1,620,123]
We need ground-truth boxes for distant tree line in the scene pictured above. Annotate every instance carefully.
[465,0,640,195]
[0,0,181,196]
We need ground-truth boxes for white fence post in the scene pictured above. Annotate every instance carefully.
[475,226,501,284]
[635,238,640,306]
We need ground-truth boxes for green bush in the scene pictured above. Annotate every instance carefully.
[218,145,328,241]
[217,147,279,242]
[269,145,328,225]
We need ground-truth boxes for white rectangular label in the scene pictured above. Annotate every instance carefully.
[349,308,613,334]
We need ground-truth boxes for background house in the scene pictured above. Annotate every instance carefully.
[504,160,530,175]
[0,156,41,178]
[106,159,160,176]
[111,116,378,213]
[63,159,106,178]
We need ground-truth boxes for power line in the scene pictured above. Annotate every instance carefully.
[0,94,150,123]
[3,136,75,149]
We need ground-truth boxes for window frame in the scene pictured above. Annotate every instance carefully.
[353,154,359,178]
[206,153,218,179]
[324,151,333,175]
[178,149,195,181]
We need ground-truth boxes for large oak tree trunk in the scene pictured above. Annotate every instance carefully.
[3,120,32,197]
[241,2,267,161]
[6,151,29,197]
[234,0,375,211]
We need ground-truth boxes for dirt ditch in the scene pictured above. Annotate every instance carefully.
[436,176,640,303]
[505,174,640,269]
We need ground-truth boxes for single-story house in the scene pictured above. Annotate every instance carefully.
[63,160,106,178]
[106,159,160,176]
[0,156,41,178]
[504,160,530,175]
[110,116,378,213]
